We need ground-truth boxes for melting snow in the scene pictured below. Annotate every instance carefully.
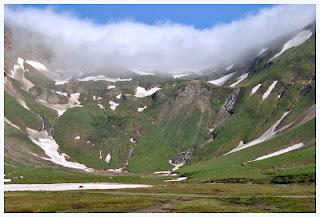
[27,128,93,172]
[4,183,152,192]
[230,73,249,87]
[109,101,119,111]
[224,111,290,155]
[249,143,304,162]
[25,60,49,72]
[78,75,132,83]
[262,80,278,100]
[269,30,312,61]
[257,48,268,56]
[208,72,236,86]
[225,64,234,71]
[137,105,147,112]
[105,154,112,164]
[134,86,161,98]
[251,84,262,95]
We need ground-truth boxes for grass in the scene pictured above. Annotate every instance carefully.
[5,183,315,212]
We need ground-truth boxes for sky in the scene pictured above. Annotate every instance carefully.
[5,4,316,75]
[8,4,274,29]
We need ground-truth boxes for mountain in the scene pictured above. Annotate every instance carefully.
[4,22,315,186]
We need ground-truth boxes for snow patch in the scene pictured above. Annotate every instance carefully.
[10,57,34,90]
[164,177,187,182]
[224,111,290,155]
[74,136,80,140]
[130,138,136,143]
[55,91,68,97]
[230,73,249,87]
[249,143,304,162]
[173,73,190,79]
[107,168,123,173]
[78,75,132,83]
[4,117,21,130]
[225,64,234,71]
[4,183,152,192]
[99,150,102,159]
[257,48,268,56]
[169,160,185,172]
[97,104,105,109]
[27,128,93,172]
[251,84,262,95]
[55,79,70,85]
[135,86,161,98]
[137,105,147,112]
[208,72,236,86]
[262,80,278,100]
[105,154,112,164]
[269,30,312,61]
[116,93,122,99]
[109,101,119,111]
[25,60,49,72]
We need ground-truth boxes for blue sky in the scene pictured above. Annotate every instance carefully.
[9,4,274,29]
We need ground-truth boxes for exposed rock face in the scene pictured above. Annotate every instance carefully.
[224,88,240,114]
[171,148,194,165]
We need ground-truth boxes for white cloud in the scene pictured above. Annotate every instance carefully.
[5,5,315,74]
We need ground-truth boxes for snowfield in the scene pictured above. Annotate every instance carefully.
[208,72,236,86]
[27,128,93,172]
[262,80,278,100]
[230,73,249,87]
[224,111,290,155]
[269,30,312,61]
[249,143,305,162]
[251,84,262,95]
[4,183,152,192]
[78,75,132,83]
[25,60,49,72]
[135,86,161,98]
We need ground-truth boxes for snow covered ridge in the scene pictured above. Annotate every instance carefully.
[77,75,132,83]
[262,80,278,100]
[230,73,249,87]
[25,60,49,72]
[27,128,94,172]
[269,30,312,62]
[135,86,161,98]
[4,183,152,192]
[251,84,262,95]
[208,72,236,86]
[224,111,290,155]
[249,143,304,162]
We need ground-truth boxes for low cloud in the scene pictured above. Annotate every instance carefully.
[5,5,315,75]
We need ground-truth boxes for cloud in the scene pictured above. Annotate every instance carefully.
[5,5,315,75]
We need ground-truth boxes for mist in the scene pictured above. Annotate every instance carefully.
[5,5,315,75]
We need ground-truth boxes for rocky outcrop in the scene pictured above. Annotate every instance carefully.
[224,88,240,114]
[171,148,195,165]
